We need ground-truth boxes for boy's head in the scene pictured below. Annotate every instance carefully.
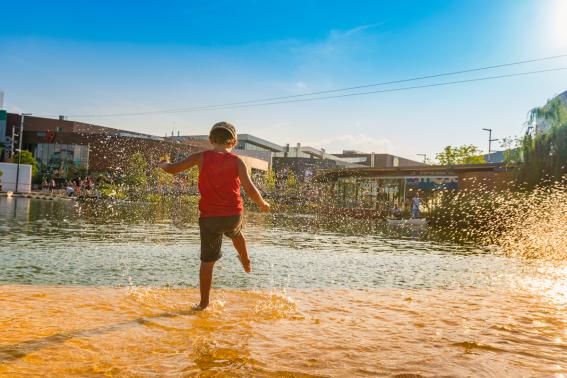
[209,122,237,147]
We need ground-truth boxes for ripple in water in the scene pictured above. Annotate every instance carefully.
[0,285,565,377]
[0,194,566,376]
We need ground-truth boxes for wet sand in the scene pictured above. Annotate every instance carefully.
[1,285,565,377]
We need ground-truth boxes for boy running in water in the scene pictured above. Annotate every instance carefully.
[159,122,270,309]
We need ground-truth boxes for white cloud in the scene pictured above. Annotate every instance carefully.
[332,22,384,39]
[294,81,308,90]
[289,21,384,60]
[5,102,23,114]
[313,133,393,154]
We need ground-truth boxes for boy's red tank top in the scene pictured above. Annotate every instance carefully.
[198,150,243,218]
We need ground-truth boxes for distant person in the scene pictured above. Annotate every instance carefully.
[65,185,75,197]
[50,178,56,193]
[391,204,402,219]
[411,192,421,219]
[41,178,48,192]
[159,122,270,310]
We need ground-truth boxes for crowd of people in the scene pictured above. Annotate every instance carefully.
[390,192,422,219]
[40,178,57,193]
[41,176,95,197]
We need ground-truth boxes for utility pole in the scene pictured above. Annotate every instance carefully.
[482,128,498,163]
[11,125,15,157]
[417,154,427,164]
[15,113,32,193]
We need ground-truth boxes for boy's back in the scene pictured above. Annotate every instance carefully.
[199,150,243,217]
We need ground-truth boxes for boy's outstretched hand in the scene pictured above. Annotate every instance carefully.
[259,200,271,212]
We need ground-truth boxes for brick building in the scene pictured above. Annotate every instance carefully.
[2,113,207,175]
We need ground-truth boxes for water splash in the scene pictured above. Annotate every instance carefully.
[496,182,567,260]
[253,289,300,320]
[428,177,567,261]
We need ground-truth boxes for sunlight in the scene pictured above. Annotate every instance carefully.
[522,266,567,306]
[547,0,567,49]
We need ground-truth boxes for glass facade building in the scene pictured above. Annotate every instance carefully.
[34,143,89,169]
[236,142,273,152]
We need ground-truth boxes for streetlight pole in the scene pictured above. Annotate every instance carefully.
[482,128,498,163]
[417,154,427,164]
[11,125,15,157]
[15,113,32,193]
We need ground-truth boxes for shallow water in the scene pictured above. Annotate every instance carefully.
[1,286,566,377]
[1,197,566,376]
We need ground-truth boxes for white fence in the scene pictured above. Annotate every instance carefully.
[0,162,33,193]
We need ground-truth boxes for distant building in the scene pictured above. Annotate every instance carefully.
[333,151,424,168]
[173,135,360,178]
[0,110,7,160]
[315,163,516,213]
[171,133,284,168]
[483,150,506,163]
[275,143,355,166]
[272,143,362,183]
[179,135,424,181]
[2,113,205,175]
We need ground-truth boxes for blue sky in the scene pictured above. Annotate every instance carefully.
[1,0,567,159]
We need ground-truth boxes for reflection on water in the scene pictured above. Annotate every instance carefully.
[0,197,31,221]
[1,198,566,376]
[0,285,565,377]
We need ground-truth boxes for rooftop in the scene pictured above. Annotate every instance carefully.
[315,163,518,181]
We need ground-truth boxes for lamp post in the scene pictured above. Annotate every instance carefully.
[417,154,427,164]
[482,128,498,163]
[11,125,15,157]
[15,113,32,193]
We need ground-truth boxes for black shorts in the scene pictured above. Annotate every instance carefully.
[199,215,243,262]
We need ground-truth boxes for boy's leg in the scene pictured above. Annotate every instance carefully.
[199,261,215,309]
[231,233,251,273]
[198,217,224,310]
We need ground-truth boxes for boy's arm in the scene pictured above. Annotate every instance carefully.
[237,158,270,212]
[159,152,202,174]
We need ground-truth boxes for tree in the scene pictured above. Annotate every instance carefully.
[500,137,523,164]
[12,150,39,176]
[264,169,276,192]
[519,119,567,187]
[150,166,174,191]
[518,95,567,187]
[435,145,486,165]
[184,166,199,186]
[528,96,567,132]
[285,171,298,189]
[124,152,148,190]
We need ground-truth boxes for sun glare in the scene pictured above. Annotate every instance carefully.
[547,0,567,48]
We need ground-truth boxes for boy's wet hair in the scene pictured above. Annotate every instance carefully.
[209,122,237,145]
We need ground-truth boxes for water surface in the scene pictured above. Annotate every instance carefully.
[0,197,565,377]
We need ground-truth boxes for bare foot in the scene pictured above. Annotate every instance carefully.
[237,256,251,273]
[192,302,209,311]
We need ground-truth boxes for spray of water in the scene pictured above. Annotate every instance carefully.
[496,182,567,260]
[428,177,567,260]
